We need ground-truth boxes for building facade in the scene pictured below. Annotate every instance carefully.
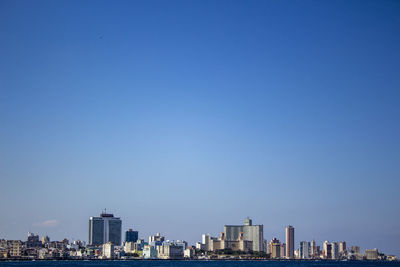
[285,225,294,259]
[89,212,122,246]
[224,217,263,252]
[210,232,253,253]
[299,241,310,259]
[270,238,281,259]
[157,243,184,259]
[125,229,138,243]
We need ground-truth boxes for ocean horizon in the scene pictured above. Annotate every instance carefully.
[0,260,399,267]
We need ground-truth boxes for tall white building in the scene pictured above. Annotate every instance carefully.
[299,241,310,259]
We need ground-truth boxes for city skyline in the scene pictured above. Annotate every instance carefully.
[0,215,394,260]
[1,0,400,258]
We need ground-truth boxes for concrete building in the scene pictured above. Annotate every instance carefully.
[270,238,281,259]
[143,245,158,259]
[365,248,378,260]
[285,225,294,259]
[310,240,316,257]
[10,241,22,257]
[201,234,211,251]
[89,211,122,246]
[332,242,339,260]
[210,232,253,253]
[27,232,42,248]
[149,233,164,246]
[157,243,184,259]
[299,241,310,259]
[125,229,138,243]
[224,217,264,252]
[339,241,347,255]
[350,246,360,254]
[102,242,114,259]
[124,242,138,253]
[323,241,338,260]
[184,248,194,259]
[280,243,286,258]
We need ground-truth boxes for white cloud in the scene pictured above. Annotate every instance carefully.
[34,219,59,227]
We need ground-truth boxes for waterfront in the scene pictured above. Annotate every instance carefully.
[0,261,400,267]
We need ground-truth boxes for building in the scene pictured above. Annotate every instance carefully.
[365,249,378,260]
[10,241,22,257]
[310,240,316,257]
[89,211,122,246]
[270,238,281,259]
[299,241,310,259]
[102,242,114,259]
[339,241,346,255]
[285,225,294,259]
[184,248,194,259]
[143,245,158,259]
[149,233,164,246]
[224,217,264,252]
[41,236,50,245]
[332,242,339,259]
[210,232,253,253]
[201,234,211,251]
[27,232,42,248]
[157,243,184,259]
[350,246,360,254]
[323,241,338,260]
[280,243,286,258]
[124,242,139,253]
[125,229,138,243]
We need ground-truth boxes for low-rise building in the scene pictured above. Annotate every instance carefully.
[10,240,22,257]
[143,245,158,259]
[102,242,114,259]
[157,243,184,259]
[365,248,378,260]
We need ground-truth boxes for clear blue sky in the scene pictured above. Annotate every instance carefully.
[1,0,399,256]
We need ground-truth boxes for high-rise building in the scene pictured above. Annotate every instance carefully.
[201,234,211,251]
[125,229,138,243]
[280,243,286,258]
[270,238,281,259]
[89,211,122,246]
[323,241,338,259]
[224,217,264,252]
[310,240,316,257]
[299,241,310,259]
[285,225,294,259]
[339,241,347,255]
[332,242,339,260]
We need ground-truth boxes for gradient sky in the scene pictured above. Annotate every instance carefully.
[1,0,400,257]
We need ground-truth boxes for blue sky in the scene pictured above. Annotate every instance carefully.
[0,0,399,256]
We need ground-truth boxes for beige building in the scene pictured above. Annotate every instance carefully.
[157,243,183,259]
[102,242,114,259]
[10,241,22,257]
[365,248,378,260]
[285,225,294,259]
[210,232,253,253]
[270,238,281,259]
